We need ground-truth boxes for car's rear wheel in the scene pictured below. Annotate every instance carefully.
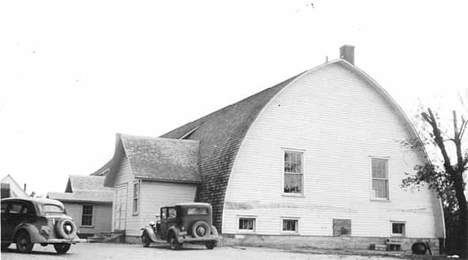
[54,243,71,254]
[1,243,10,251]
[141,232,151,247]
[16,231,34,253]
[168,234,182,250]
[205,241,216,250]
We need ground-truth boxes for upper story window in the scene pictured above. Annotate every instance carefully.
[371,158,389,200]
[284,151,303,195]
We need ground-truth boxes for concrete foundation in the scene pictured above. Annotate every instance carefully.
[123,233,441,255]
[220,234,441,255]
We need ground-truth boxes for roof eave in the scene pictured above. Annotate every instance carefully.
[136,176,201,185]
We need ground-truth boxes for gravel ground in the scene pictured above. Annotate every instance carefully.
[0,242,410,260]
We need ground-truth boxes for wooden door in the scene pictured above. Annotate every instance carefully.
[113,184,127,231]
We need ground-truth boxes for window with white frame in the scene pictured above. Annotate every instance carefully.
[371,158,389,200]
[282,218,299,233]
[391,221,405,236]
[82,205,93,226]
[238,217,256,232]
[284,151,303,194]
[133,181,140,215]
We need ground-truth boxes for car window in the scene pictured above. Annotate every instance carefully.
[9,203,24,214]
[167,208,176,219]
[187,207,208,215]
[1,202,7,214]
[43,204,64,213]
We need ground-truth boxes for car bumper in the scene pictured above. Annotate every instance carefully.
[45,238,86,244]
[178,235,220,243]
[32,236,86,244]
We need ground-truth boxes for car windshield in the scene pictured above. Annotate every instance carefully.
[43,204,64,214]
[187,207,208,215]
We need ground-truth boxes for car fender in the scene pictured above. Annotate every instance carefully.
[14,223,47,243]
[141,227,158,242]
[211,226,219,237]
[167,226,182,243]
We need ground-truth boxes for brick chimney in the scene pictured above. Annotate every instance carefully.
[340,45,355,65]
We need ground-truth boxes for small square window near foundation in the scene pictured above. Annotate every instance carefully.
[391,222,405,236]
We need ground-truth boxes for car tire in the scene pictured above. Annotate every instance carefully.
[55,219,77,239]
[411,242,427,255]
[169,234,182,250]
[16,231,34,253]
[191,221,211,238]
[142,232,151,247]
[205,241,216,250]
[1,243,10,251]
[54,243,71,254]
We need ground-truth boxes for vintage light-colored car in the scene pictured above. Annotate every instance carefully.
[141,202,220,250]
[1,197,84,254]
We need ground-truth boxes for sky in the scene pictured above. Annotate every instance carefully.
[0,0,467,196]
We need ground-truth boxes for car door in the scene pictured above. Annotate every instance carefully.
[1,201,10,241]
[1,200,26,242]
[159,207,177,240]
[158,208,169,239]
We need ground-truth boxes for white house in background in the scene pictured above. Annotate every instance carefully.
[103,134,200,239]
[1,174,29,198]
[102,45,445,253]
[48,175,113,238]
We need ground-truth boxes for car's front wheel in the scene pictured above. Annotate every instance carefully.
[16,231,34,253]
[141,232,151,247]
[168,234,182,250]
[205,241,216,250]
[54,243,71,254]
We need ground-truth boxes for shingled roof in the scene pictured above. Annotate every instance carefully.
[48,175,113,203]
[48,190,113,203]
[160,72,304,231]
[160,58,421,232]
[65,175,111,192]
[104,134,201,187]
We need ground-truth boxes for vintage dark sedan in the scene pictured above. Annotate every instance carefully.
[141,202,220,250]
[1,197,83,254]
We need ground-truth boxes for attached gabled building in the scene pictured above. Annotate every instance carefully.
[104,46,445,252]
[47,175,113,238]
[103,134,200,238]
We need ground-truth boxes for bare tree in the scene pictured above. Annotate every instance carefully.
[403,105,467,256]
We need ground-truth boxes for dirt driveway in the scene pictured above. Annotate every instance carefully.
[0,242,407,260]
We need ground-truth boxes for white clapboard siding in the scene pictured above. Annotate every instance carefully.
[112,157,133,232]
[134,181,198,236]
[63,202,112,235]
[223,63,443,239]
[112,156,198,237]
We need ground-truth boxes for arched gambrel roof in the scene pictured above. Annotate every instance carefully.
[161,59,425,232]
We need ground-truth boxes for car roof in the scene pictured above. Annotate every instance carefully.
[169,202,211,207]
[1,197,64,207]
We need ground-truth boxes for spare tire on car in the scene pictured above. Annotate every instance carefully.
[55,219,77,240]
[191,221,211,238]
